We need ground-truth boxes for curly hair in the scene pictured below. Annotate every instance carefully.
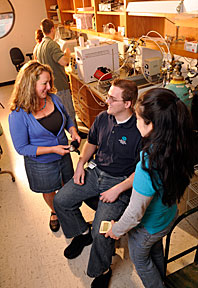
[136,88,194,206]
[10,60,56,113]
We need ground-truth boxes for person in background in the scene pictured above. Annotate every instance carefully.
[33,28,44,60]
[54,79,142,288]
[105,88,195,288]
[9,61,80,233]
[34,18,87,138]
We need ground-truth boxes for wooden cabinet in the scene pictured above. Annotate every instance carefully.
[57,0,75,24]
[69,74,107,128]
[45,0,58,19]
[58,0,93,25]
[44,0,198,59]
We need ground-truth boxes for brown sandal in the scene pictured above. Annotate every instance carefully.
[49,212,60,232]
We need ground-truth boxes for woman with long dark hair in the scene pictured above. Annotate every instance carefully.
[105,88,194,287]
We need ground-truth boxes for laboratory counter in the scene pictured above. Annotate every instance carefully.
[67,70,154,129]
[68,71,108,128]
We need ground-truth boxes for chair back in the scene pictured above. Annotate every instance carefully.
[10,47,25,72]
[164,207,198,270]
[164,207,198,287]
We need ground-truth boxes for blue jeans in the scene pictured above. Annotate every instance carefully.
[128,214,177,288]
[54,166,131,277]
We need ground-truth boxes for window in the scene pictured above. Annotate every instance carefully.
[0,0,15,39]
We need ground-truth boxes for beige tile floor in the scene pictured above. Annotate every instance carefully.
[0,85,197,288]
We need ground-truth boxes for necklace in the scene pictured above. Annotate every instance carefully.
[39,98,47,111]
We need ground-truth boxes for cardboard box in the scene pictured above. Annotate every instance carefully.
[73,14,93,30]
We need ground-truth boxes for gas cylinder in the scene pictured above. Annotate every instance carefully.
[166,75,192,109]
[165,62,192,109]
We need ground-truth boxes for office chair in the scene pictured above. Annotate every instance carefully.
[10,47,33,72]
[0,145,15,182]
[164,207,198,288]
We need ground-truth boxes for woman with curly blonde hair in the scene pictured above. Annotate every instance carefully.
[9,60,80,232]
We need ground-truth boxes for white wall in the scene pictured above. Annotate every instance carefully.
[0,0,47,83]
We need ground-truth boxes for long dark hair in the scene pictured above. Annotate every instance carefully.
[136,88,194,206]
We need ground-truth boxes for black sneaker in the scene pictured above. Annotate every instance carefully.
[91,268,112,288]
[64,226,92,259]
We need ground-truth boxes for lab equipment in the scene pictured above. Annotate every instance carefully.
[75,42,119,83]
[165,61,192,109]
[56,39,78,53]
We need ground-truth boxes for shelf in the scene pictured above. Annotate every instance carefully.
[170,43,198,59]
[128,12,176,17]
[97,11,125,16]
[70,26,96,33]
[70,26,124,41]
[48,10,57,13]
[77,10,94,14]
[142,40,198,60]
[62,10,75,13]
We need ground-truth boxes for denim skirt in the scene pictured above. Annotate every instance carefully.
[24,154,74,193]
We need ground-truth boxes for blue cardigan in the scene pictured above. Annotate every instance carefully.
[9,94,74,163]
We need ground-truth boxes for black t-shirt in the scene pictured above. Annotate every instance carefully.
[88,111,142,177]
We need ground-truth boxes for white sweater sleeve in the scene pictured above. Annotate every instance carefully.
[112,188,153,237]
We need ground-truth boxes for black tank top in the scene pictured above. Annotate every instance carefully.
[37,105,63,136]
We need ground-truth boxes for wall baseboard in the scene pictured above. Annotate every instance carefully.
[0,80,15,87]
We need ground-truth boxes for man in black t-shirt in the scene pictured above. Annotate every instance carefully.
[54,79,142,288]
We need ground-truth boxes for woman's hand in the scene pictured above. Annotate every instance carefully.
[105,220,120,240]
[69,127,81,145]
[100,186,121,203]
[36,145,70,156]
[53,145,71,156]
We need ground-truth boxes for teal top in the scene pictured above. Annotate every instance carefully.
[133,152,177,234]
